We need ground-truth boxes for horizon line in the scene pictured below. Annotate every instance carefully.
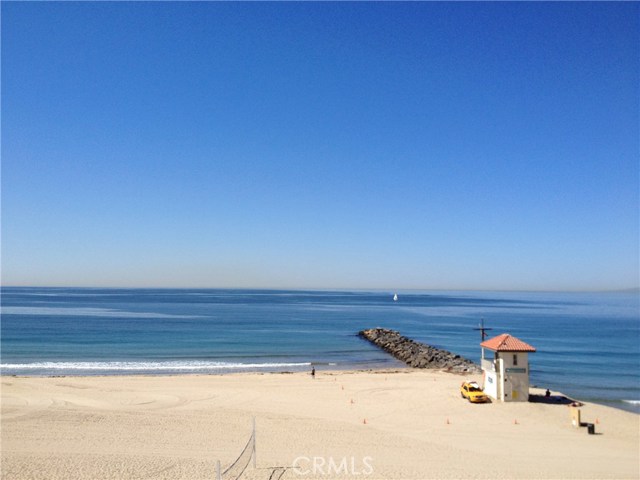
[2,284,638,294]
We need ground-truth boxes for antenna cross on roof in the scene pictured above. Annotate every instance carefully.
[473,319,493,341]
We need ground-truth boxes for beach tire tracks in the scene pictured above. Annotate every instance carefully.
[139,462,177,479]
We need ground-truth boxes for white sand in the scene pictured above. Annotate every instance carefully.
[2,370,638,479]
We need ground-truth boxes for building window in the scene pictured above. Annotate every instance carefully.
[513,354,518,366]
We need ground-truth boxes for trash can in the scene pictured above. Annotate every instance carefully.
[587,423,595,435]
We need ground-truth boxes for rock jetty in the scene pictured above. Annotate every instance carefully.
[358,328,481,373]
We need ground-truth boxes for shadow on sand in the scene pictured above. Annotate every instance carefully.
[528,394,578,406]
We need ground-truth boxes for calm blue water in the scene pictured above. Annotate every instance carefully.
[1,287,638,413]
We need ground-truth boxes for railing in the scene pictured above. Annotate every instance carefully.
[481,358,495,372]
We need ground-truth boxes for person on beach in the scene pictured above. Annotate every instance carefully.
[311,367,315,379]
[545,389,551,398]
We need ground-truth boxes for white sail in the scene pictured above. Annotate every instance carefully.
[393,293,398,301]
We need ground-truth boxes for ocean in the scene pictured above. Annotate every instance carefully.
[1,287,638,413]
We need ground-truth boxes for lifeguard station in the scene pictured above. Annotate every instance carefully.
[480,333,536,402]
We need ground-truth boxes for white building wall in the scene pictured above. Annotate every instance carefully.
[483,367,499,400]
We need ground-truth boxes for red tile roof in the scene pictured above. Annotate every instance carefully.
[481,333,536,352]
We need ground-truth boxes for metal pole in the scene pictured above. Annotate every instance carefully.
[252,417,256,469]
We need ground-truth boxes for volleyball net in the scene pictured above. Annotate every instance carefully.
[215,418,256,480]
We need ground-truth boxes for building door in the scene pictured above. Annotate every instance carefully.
[503,378,512,401]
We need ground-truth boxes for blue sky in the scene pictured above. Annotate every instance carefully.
[2,2,638,290]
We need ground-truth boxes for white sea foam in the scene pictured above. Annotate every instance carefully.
[622,400,640,405]
[0,307,200,319]
[0,361,311,371]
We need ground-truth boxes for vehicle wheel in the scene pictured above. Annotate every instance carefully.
[460,393,465,398]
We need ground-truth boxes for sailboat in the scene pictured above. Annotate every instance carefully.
[393,293,398,302]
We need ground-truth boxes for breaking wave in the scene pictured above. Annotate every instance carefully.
[0,360,312,373]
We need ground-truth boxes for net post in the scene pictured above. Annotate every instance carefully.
[252,416,256,469]
[216,460,222,480]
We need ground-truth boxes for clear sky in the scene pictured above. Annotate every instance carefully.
[2,2,638,291]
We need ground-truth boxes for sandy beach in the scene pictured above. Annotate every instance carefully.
[2,369,638,479]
